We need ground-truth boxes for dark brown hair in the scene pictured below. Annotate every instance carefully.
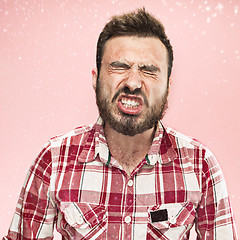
[96,8,173,80]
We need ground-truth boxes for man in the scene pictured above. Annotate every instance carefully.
[3,8,237,240]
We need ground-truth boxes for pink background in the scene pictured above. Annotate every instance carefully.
[1,0,239,238]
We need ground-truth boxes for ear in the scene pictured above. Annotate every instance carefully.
[168,76,173,88]
[167,76,173,99]
[168,76,173,92]
[92,68,98,91]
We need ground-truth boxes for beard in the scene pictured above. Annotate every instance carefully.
[95,79,169,136]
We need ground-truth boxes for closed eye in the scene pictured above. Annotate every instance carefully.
[142,71,157,76]
[109,61,131,70]
[139,65,159,78]
[139,64,160,73]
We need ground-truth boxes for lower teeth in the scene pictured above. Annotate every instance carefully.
[124,104,137,108]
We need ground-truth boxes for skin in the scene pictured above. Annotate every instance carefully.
[92,36,171,176]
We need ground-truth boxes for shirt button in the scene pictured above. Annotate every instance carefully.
[124,216,131,224]
[127,179,133,187]
[76,217,84,225]
[169,217,176,224]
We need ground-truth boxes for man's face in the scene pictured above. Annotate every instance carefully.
[93,36,170,136]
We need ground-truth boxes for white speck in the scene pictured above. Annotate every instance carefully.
[63,23,67,27]
[169,8,174,12]
[234,6,239,15]
[212,13,217,17]
[3,29,7,32]
[204,91,208,95]
[176,2,182,7]
[41,8,44,13]
[236,56,240,60]
[180,99,184,103]
[198,5,202,10]
[205,6,211,11]
[5,10,9,16]
[215,2,224,13]
[18,56,22,60]
[230,22,234,27]
[206,17,211,23]
[235,50,239,54]
[220,50,224,54]
[201,30,206,36]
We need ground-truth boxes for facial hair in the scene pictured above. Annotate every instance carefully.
[95,78,169,136]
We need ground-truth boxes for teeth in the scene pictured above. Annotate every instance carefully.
[121,99,139,108]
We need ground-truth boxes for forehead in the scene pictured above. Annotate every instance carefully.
[102,36,168,66]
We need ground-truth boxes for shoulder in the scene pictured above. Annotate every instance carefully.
[165,125,222,178]
[164,125,217,163]
[165,126,209,152]
[48,124,95,147]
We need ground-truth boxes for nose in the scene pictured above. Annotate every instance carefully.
[124,70,142,92]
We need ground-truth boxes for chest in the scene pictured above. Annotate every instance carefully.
[54,159,201,205]
[53,161,201,239]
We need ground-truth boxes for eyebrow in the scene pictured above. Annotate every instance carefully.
[109,61,160,73]
[139,64,160,72]
[109,61,131,69]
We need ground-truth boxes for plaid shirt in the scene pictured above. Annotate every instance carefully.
[4,118,238,240]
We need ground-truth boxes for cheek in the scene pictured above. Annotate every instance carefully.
[149,84,167,102]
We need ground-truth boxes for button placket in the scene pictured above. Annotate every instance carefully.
[122,176,134,238]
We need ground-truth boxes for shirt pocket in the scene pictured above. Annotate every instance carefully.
[147,202,195,239]
[59,202,107,239]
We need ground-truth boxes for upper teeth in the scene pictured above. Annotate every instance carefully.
[121,99,139,108]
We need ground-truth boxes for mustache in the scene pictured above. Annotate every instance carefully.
[112,87,149,107]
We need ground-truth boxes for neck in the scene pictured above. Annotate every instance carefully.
[104,122,156,175]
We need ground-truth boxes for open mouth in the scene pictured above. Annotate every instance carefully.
[121,98,140,108]
[117,95,143,115]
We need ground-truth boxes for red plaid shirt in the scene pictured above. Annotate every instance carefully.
[3,118,238,239]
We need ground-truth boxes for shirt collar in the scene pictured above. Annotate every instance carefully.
[78,117,178,165]
[94,117,110,165]
[147,121,178,165]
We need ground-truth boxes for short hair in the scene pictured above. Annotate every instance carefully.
[96,8,173,80]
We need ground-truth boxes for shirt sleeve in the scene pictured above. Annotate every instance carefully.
[3,142,57,240]
[195,151,238,239]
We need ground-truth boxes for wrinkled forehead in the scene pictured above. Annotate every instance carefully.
[102,36,168,68]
